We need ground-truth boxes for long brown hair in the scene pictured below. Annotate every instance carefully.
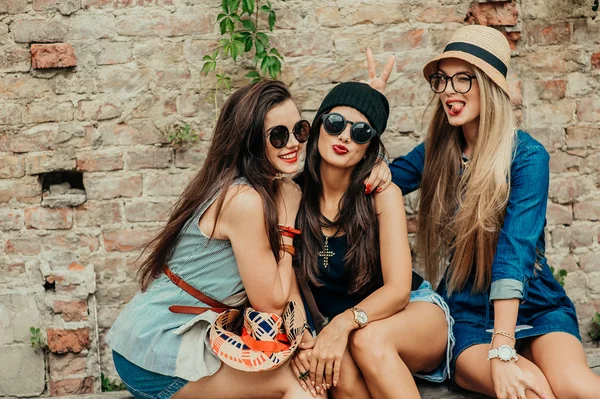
[296,123,385,294]
[137,80,293,290]
[418,67,515,295]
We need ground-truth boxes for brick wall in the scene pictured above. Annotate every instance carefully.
[0,0,598,395]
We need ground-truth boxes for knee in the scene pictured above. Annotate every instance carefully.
[550,372,600,399]
[332,375,364,399]
[349,325,391,366]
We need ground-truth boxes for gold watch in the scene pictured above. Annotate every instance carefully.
[351,307,368,328]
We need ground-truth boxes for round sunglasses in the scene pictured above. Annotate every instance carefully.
[429,72,477,94]
[266,120,311,149]
[321,113,378,144]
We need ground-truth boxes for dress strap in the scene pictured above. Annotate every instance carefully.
[164,266,233,314]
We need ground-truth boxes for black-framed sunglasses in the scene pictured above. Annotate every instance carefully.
[429,72,477,94]
[266,119,311,149]
[321,113,378,144]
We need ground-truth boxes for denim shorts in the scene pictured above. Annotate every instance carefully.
[409,280,456,383]
[113,351,188,399]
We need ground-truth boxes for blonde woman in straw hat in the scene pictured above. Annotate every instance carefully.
[378,24,600,398]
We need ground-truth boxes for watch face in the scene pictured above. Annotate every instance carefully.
[354,309,368,325]
[498,346,513,360]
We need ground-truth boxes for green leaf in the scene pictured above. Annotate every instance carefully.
[241,18,256,32]
[202,54,213,61]
[242,0,254,15]
[256,32,269,46]
[243,35,253,52]
[255,39,265,55]
[221,0,229,13]
[228,0,240,13]
[268,11,276,31]
[269,47,282,59]
[212,49,219,59]
[223,76,232,90]
[260,4,270,12]
[219,19,227,35]
[217,13,227,22]
[226,18,235,33]
[231,13,242,24]
[30,327,36,334]
[246,70,260,79]
[559,269,568,277]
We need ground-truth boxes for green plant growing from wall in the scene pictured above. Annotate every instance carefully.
[166,122,200,149]
[550,266,568,287]
[101,373,127,392]
[29,326,44,353]
[202,0,284,115]
[590,312,600,344]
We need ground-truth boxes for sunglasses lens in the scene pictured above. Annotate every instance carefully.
[323,114,345,135]
[269,126,289,148]
[293,120,310,143]
[351,123,373,144]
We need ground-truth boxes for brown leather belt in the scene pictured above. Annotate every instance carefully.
[164,266,233,315]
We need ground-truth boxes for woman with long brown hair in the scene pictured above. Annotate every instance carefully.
[290,78,455,399]
[388,25,599,398]
[106,80,326,399]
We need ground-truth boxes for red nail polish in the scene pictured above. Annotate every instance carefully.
[376,187,382,193]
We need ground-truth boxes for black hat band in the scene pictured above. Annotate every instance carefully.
[444,42,508,77]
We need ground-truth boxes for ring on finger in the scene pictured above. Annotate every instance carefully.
[299,370,310,381]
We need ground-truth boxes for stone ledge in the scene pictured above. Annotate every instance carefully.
[40,349,600,399]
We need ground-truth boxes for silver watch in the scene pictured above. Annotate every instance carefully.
[487,345,518,362]
[351,307,368,328]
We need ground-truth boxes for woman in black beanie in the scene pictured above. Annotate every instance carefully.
[291,80,454,398]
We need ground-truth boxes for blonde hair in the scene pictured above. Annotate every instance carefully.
[418,67,515,295]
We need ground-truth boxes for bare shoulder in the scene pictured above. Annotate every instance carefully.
[374,182,405,210]
[222,184,265,220]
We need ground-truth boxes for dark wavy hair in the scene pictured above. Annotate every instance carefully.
[137,80,293,290]
[295,119,385,294]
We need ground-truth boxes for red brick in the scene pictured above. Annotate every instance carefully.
[549,176,590,203]
[502,31,521,51]
[50,376,94,396]
[343,5,410,26]
[144,171,193,196]
[549,151,582,173]
[174,145,208,169]
[0,44,31,73]
[416,7,465,23]
[104,122,166,146]
[103,228,156,252]
[125,147,172,170]
[47,328,90,354]
[384,29,425,51]
[12,123,58,153]
[51,300,88,322]
[5,238,41,255]
[48,353,87,378]
[31,43,76,69]
[25,207,73,230]
[125,199,174,222]
[527,22,572,46]
[577,98,600,122]
[0,0,28,13]
[83,174,142,200]
[0,176,41,204]
[43,233,100,253]
[0,155,24,178]
[0,209,23,230]
[75,202,122,227]
[466,2,518,26]
[592,53,600,69]
[0,261,26,276]
[76,100,122,121]
[272,34,330,58]
[574,201,600,221]
[525,51,580,74]
[566,126,600,149]
[580,252,600,273]
[76,149,123,172]
[508,78,522,106]
[538,80,567,101]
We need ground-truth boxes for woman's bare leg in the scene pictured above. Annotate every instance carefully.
[454,344,556,398]
[349,302,448,399]
[527,332,600,399]
[329,347,371,399]
[173,361,326,399]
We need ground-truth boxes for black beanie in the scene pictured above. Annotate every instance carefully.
[313,82,390,136]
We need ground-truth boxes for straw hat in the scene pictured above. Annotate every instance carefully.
[209,301,304,372]
[422,25,511,97]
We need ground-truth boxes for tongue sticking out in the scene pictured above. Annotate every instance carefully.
[450,102,465,113]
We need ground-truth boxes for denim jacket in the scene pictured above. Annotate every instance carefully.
[389,130,550,302]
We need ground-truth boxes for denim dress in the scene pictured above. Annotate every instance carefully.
[389,131,580,376]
